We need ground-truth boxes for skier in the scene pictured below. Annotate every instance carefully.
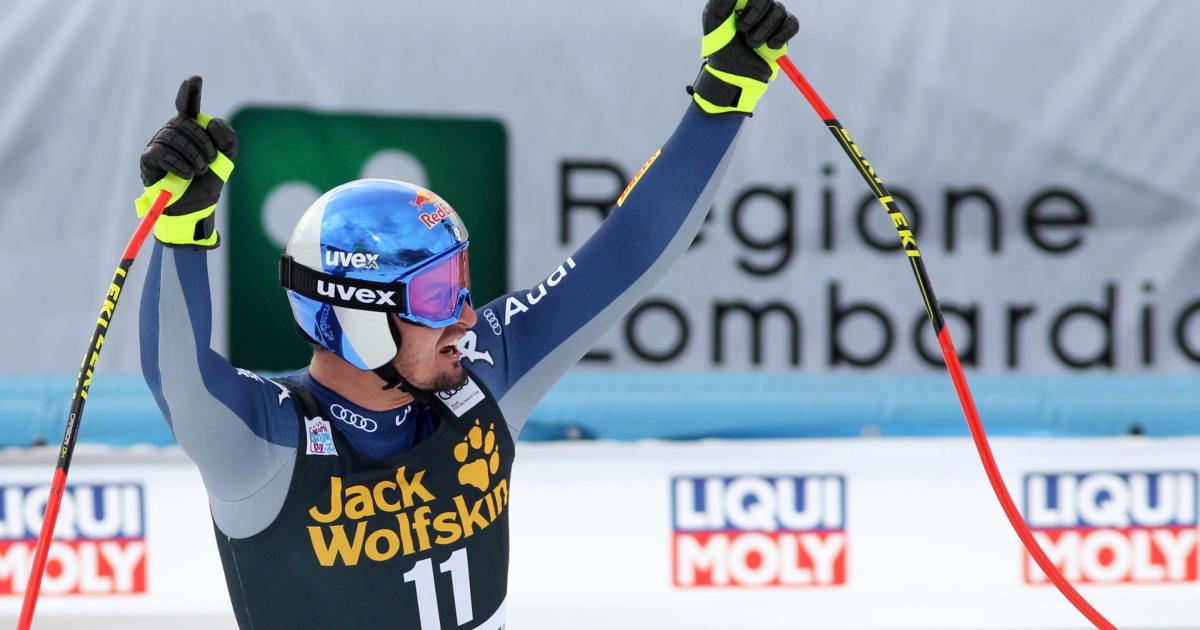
[138,1,798,627]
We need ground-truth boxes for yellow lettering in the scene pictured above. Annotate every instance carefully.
[396,512,415,555]
[97,300,116,327]
[493,479,509,509]
[308,477,344,523]
[365,528,400,562]
[898,230,918,250]
[344,484,374,520]
[483,493,497,521]
[372,480,401,512]
[395,467,435,506]
[307,522,366,566]
[880,198,908,228]
[433,511,462,545]
[454,495,489,537]
[411,506,433,552]
[81,368,93,397]
[107,282,122,301]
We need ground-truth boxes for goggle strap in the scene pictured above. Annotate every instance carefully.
[279,255,408,314]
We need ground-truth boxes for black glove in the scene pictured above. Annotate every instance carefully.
[689,0,800,115]
[134,76,238,248]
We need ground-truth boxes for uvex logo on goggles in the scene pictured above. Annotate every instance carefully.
[280,255,405,313]
[316,280,396,306]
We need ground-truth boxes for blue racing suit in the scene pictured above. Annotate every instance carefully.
[140,103,743,629]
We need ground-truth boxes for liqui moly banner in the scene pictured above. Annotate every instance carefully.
[1024,471,1198,585]
[0,483,147,596]
[671,475,846,587]
[3,441,1200,629]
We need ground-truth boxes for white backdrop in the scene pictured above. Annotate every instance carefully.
[1,1,1199,375]
[1,438,1197,629]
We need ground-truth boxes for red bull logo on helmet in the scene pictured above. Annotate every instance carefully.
[1024,471,1198,584]
[0,483,146,596]
[412,188,456,229]
[672,474,846,587]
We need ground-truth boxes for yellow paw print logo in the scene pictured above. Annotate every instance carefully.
[453,420,501,491]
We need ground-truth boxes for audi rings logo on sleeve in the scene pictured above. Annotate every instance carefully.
[483,309,502,336]
[328,403,378,432]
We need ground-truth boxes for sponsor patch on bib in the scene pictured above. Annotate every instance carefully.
[305,416,338,456]
[436,377,485,417]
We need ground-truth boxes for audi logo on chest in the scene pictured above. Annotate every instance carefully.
[328,404,379,432]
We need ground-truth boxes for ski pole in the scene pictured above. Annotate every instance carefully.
[17,76,202,630]
[775,55,1115,630]
[16,187,172,629]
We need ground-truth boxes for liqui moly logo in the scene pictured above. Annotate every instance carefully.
[672,475,847,588]
[0,483,147,596]
[1024,471,1198,584]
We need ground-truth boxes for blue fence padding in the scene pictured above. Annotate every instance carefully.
[1,373,1198,447]
[0,376,176,447]
[520,373,1200,440]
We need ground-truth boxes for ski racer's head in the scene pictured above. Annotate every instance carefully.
[279,179,477,393]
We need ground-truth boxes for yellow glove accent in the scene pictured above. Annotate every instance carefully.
[700,0,750,56]
[700,14,737,57]
[756,41,788,81]
[134,172,190,218]
[208,151,234,182]
[695,0,788,114]
[133,112,235,249]
[152,204,220,248]
[692,65,769,115]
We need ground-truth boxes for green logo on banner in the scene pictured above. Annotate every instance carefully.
[226,108,507,372]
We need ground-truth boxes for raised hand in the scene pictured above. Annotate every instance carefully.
[135,76,238,249]
[689,0,800,115]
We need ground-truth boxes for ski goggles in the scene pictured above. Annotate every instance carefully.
[280,243,472,328]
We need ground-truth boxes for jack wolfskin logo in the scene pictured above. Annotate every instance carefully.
[454,419,501,492]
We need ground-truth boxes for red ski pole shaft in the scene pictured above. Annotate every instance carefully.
[17,188,172,630]
[775,55,1115,630]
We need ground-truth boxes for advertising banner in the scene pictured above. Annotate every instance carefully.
[1,1,1198,375]
[0,483,146,596]
[3,439,1198,629]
